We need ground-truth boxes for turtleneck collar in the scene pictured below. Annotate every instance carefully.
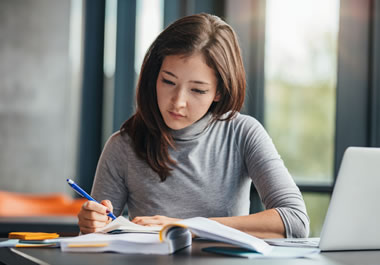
[170,112,213,141]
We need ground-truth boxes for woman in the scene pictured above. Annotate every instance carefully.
[78,13,309,238]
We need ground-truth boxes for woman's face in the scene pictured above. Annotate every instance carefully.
[156,53,220,130]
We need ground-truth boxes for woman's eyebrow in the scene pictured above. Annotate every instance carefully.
[162,70,177,78]
[162,70,210,85]
[189,80,211,85]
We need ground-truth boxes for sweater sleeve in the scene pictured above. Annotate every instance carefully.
[90,132,129,217]
[236,115,310,238]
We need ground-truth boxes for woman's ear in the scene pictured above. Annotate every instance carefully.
[213,91,221,102]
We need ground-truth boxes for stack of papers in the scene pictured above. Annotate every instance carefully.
[60,229,191,254]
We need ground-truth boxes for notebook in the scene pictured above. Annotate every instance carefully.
[266,147,380,251]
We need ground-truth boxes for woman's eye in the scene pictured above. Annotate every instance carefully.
[162,78,175,85]
[192,89,207,94]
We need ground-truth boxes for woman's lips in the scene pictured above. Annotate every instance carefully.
[168,111,185,119]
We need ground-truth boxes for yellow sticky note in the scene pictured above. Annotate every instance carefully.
[15,243,57,248]
[9,232,59,240]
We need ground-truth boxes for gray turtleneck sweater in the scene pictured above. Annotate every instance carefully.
[91,113,310,238]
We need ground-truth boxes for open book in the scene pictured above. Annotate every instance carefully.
[60,217,272,255]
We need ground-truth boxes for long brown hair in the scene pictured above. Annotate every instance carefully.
[121,13,246,181]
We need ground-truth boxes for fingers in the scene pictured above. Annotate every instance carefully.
[79,207,109,222]
[132,215,161,225]
[78,201,113,234]
[82,201,109,215]
[79,217,112,234]
[131,215,180,227]
[101,200,113,213]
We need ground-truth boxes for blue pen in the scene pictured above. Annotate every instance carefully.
[66,178,116,220]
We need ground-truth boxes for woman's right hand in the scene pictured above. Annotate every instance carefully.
[77,200,114,234]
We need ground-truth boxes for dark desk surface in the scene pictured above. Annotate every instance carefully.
[1,238,380,265]
[0,216,79,237]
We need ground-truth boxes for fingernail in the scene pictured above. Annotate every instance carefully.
[106,209,110,214]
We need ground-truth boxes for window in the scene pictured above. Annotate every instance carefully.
[102,0,164,142]
[264,0,340,236]
[102,0,118,143]
[135,0,164,76]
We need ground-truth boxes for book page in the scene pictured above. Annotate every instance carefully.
[98,216,161,234]
[162,217,272,254]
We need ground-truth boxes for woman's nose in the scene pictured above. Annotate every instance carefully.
[171,88,187,108]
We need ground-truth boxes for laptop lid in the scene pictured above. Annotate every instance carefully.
[319,147,380,251]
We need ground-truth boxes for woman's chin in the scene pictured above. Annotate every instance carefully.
[165,120,191,130]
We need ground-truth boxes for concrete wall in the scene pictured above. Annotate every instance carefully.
[0,0,79,194]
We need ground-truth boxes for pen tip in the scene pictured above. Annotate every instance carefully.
[67,179,74,184]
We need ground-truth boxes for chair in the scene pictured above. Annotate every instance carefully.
[0,191,87,217]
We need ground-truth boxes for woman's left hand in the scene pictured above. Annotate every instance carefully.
[131,215,182,227]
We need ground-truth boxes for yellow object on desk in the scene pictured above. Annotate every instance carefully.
[9,232,60,240]
[15,242,58,248]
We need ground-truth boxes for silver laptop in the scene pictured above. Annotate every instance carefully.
[265,147,380,251]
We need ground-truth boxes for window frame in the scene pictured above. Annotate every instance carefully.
[225,0,380,196]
